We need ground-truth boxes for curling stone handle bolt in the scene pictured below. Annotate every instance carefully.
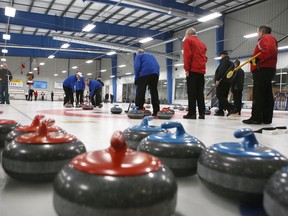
[161,122,186,136]
[234,128,259,150]
[140,116,153,127]
[110,131,127,152]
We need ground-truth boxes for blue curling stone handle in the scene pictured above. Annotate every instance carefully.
[129,116,163,132]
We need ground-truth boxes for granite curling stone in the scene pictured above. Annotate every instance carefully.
[138,121,205,177]
[0,119,21,148]
[82,102,94,110]
[157,107,174,119]
[53,131,177,216]
[2,119,86,182]
[263,166,288,216]
[5,114,64,147]
[123,116,167,150]
[110,105,123,114]
[127,106,144,119]
[197,128,288,202]
[64,102,73,108]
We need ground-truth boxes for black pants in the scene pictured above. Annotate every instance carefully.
[251,68,275,123]
[135,74,160,115]
[63,86,74,105]
[76,90,84,104]
[186,72,205,116]
[216,82,233,113]
[28,93,33,101]
[0,83,9,103]
[90,88,102,106]
[232,89,243,114]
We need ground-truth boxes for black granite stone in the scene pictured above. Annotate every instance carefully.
[110,106,122,114]
[0,122,20,148]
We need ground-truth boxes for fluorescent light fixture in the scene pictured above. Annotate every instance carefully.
[174,63,184,67]
[3,34,11,40]
[278,46,288,50]
[87,73,92,76]
[100,69,107,72]
[118,64,126,68]
[72,66,78,69]
[106,51,116,56]
[85,60,93,64]
[48,55,55,59]
[62,70,67,73]
[198,12,222,22]
[139,37,153,43]
[54,74,58,76]
[110,75,115,78]
[243,33,258,38]
[125,72,132,75]
[197,25,220,34]
[1,58,6,62]
[2,49,8,53]
[33,68,37,71]
[61,43,70,49]
[5,7,16,17]
[214,56,221,60]
[82,24,96,32]
[39,62,45,65]
[276,72,288,75]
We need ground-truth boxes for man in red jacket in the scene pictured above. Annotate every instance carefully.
[182,27,207,119]
[243,25,278,124]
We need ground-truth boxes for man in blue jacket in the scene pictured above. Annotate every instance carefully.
[84,78,103,108]
[75,74,85,107]
[63,72,82,106]
[134,49,160,116]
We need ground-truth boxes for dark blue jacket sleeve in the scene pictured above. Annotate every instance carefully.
[134,55,141,81]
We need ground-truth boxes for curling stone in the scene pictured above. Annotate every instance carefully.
[5,115,65,147]
[173,104,181,110]
[75,104,82,108]
[157,107,174,119]
[123,116,167,150]
[127,106,144,119]
[82,102,94,110]
[110,105,123,114]
[2,119,86,182]
[138,122,205,177]
[53,131,177,216]
[0,119,21,148]
[197,128,288,202]
[178,106,184,111]
[65,102,73,108]
[264,166,288,216]
[143,109,152,116]
[205,107,211,115]
[145,104,151,109]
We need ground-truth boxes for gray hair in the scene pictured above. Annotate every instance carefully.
[137,49,144,54]
[186,28,196,36]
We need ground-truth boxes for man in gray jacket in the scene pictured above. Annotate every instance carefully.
[0,63,13,104]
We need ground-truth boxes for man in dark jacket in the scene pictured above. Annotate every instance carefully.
[230,60,244,115]
[0,63,13,104]
[75,75,85,107]
[182,27,207,119]
[84,78,103,108]
[214,51,234,116]
[134,49,160,116]
[63,72,82,106]
[243,25,278,124]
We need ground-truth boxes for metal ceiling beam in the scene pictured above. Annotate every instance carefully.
[0,8,172,40]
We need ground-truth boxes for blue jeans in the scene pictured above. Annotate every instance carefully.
[0,83,9,103]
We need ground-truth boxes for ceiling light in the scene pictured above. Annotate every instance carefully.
[139,37,153,43]
[174,63,184,67]
[110,75,115,78]
[106,51,116,56]
[214,57,221,60]
[197,12,222,22]
[82,24,96,32]
[278,46,288,50]
[2,49,8,53]
[197,25,220,34]
[1,58,6,62]
[48,55,55,59]
[62,70,67,73]
[3,34,11,40]
[61,43,70,49]
[87,73,92,76]
[86,60,93,64]
[125,72,132,75]
[39,62,45,65]
[118,64,126,68]
[72,66,78,69]
[33,68,37,71]
[5,7,16,17]
[54,74,58,76]
[100,69,107,72]
[243,33,258,38]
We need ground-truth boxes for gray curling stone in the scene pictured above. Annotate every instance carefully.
[127,106,144,119]
[263,166,288,216]
[143,109,152,116]
[145,104,151,109]
[82,102,94,110]
[5,115,65,147]
[123,116,167,150]
[64,102,73,108]
[197,128,288,203]
[53,131,177,216]
[110,105,123,114]
[2,119,86,182]
[138,122,205,177]
[157,107,174,119]
[0,119,21,148]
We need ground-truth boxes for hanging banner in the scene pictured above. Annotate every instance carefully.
[9,80,24,87]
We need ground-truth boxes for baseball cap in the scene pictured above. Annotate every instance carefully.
[76,72,83,77]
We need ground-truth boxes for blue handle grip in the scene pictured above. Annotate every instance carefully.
[140,116,153,127]
[161,121,186,137]
[234,128,259,150]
